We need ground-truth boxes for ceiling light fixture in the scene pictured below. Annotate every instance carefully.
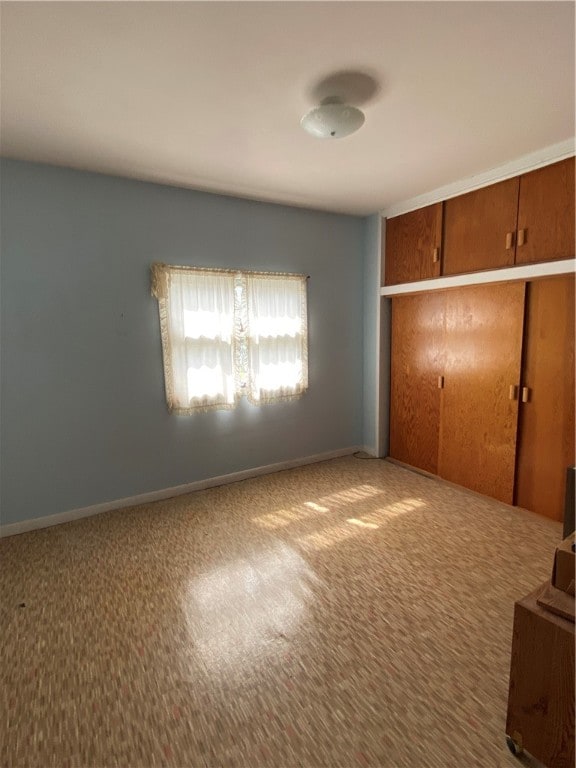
[300,99,365,139]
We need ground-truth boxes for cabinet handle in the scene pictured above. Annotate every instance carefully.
[509,385,518,401]
[438,376,444,389]
[432,247,440,263]
[521,386,530,403]
[505,231,515,250]
[517,228,526,247]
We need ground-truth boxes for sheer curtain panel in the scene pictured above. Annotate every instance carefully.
[246,274,308,404]
[152,264,308,413]
[152,264,237,413]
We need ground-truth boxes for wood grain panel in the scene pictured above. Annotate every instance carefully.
[506,584,575,768]
[389,293,444,473]
[515,275,575,520]
[437,282,525,504]
[515,157,575,265]
[384,203,443,286]
[443,178,520,275]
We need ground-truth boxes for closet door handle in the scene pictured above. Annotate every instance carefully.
[505,231,515,250]
[517,228,526,247]
[521,386,530,403]
[509,385,518,401]
[433,247,440,263]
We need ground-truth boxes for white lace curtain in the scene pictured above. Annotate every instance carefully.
[246,274,308,403]
[152,264,308,413]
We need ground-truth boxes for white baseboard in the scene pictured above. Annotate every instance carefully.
[0,446,363,538]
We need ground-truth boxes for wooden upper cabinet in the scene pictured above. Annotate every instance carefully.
[382,158,574,284]
[515,157,575,265]
[442,177,520,275]
[383,203,442,286]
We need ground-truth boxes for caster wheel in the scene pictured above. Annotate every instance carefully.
[506,735,523,757]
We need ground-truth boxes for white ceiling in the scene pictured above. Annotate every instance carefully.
[1,2,574,216]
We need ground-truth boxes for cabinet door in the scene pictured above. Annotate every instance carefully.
[443,178,520,275]
[515,158,575,265]
[438,282,525,504]
[515,275,575,520]
[384,203,442,286]
[389,293,444,473]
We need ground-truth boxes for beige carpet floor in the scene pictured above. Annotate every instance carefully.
[0,455,562,767]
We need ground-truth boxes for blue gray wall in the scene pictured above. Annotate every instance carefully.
[1,159,367,525]
[362,213,381,455]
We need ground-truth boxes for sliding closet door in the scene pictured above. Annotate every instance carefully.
[438,282,526,504]
[389,292,444,474]
[515,275,575,520]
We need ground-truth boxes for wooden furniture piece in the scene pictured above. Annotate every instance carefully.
[383,203,443,286]
[506,582,575,767]
[389,292,444,473]
[437,282,525,504]
[440,178,520,275]
[515,157,576,266]
[515,275,576,520]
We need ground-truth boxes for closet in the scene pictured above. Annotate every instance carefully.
[388,274,575,519]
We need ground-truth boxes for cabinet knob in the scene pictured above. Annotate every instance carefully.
[509,385,518,401]
[432,247,440,263]
[438,376,445,389]
[517,228,527,247]
[505,231,515,250]
[521,386,530,403]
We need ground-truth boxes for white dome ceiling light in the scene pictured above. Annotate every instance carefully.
[300,99,365,139]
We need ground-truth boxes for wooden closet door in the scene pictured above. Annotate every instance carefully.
[384,203,443,286]
[438,282,526,504]
[515,158,575,265]
[443,178,520,275]
[389,293,444,473]
[515,275,575,520]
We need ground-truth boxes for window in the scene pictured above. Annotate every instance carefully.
[151,263,308,413]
